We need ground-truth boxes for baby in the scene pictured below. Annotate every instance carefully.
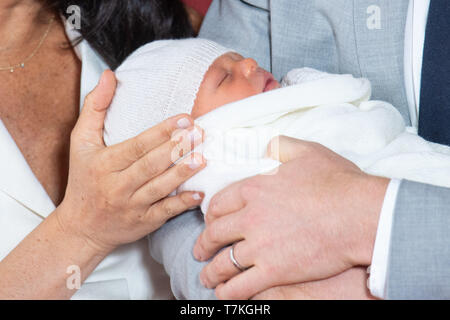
[191,49,280,119]
[103,38,280,146]
[104,38,450,214]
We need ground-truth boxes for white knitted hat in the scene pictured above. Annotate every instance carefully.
[103,38,234,146]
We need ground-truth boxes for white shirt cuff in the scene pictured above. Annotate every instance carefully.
[368,178,402,299]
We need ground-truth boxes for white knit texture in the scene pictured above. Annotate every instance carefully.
[103,38,233,146]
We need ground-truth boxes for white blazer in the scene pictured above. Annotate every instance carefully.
[0,23,172,300]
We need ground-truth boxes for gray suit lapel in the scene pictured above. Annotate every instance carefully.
[353,0,411,124]
[269,0,319,79]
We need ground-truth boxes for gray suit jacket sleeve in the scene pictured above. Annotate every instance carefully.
[387,180,450,299]
[148,209,216,300]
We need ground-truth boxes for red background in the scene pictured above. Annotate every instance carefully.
[182,0,213,16]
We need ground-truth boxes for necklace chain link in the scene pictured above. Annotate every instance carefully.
[0,16,55,73]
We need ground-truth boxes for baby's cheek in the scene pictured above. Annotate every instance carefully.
[229,83,260,102]
[191,97,222,119]
[191,101,206,119]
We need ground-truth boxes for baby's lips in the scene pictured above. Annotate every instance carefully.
[262,71,280,92]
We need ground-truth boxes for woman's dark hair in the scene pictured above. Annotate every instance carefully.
[45,0,194,70]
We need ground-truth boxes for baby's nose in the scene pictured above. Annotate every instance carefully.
[239,58,259,77]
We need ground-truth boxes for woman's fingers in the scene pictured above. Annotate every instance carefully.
[193,211,245,261]
[131,152,206,205]
[107,114,195,170]
[73,70,117,148]
[123,125,204,189]
[147,191,205,228]
[200,241,253,289]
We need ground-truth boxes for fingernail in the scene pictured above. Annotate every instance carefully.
[177,117,191,129]
[189,127,203,143]
[195,253,203,262]
[192,193,203,201]
[188,155,203,170]
[193,246,202,261]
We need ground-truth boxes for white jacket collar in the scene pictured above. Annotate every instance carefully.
[64,18,109,109]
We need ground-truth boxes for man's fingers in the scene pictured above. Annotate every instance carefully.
[194,212,245,261]
[131,153,206,205]
[206,180,248,224]
[122,126,204,187]
[215,266,270,300]
[147,191,204,227]
[108,114,196,168]
[266,135,311,163]
[73,70,117,147]
[251,286,292,300]
[200,241,253,289]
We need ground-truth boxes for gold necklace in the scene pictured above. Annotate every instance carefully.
[0,16,55,73]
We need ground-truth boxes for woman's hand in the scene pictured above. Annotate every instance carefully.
[193,136,389,299]
[57,70,206,254]
[252,267,376,300]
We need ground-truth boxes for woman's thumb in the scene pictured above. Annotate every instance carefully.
[73,70,117,147]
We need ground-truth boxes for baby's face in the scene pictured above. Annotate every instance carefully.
[191,52,280,118]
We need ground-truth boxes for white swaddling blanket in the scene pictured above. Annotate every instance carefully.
[178,68,450,213]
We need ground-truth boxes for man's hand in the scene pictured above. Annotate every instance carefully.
[252,267,376,300]
[193,136,389,299]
